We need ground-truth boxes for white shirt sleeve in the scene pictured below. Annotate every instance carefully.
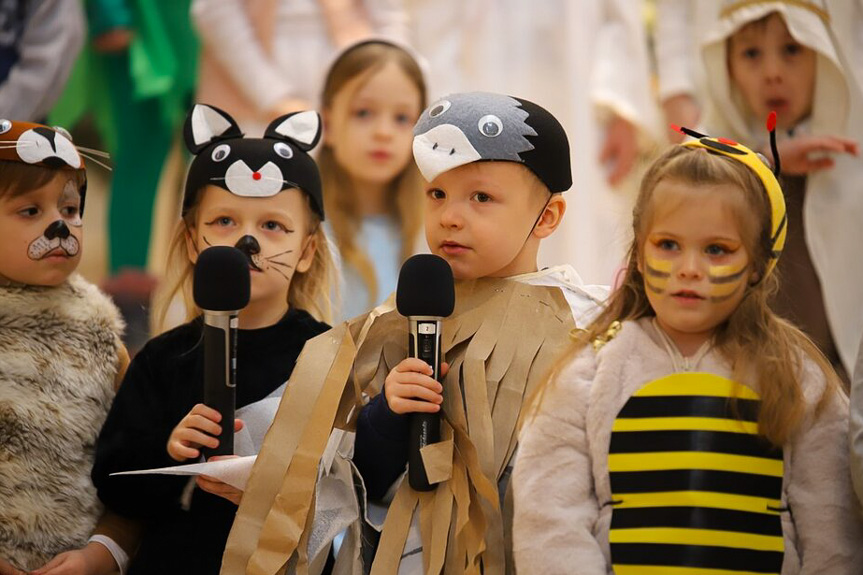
[88,534,130,575]
[191,0,294,113]
[654,0,697,101]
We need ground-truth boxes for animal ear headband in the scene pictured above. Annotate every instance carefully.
[673,112,787,276]
[0,119,108,216]
[182,104,325,219]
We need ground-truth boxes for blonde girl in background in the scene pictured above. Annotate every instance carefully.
[513,132,863,573]
[319,40,427,321]
[89,105,333,575]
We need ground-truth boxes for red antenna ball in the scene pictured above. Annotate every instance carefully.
[670,123,684,134]
[766,111,777,131]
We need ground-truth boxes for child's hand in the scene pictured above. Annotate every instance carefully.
[196,455,243,505]
[662,93,701,144]
[776,135,859,174]
[30,542,115,575]
[600,114,639,187]
[167,404,244,462]
[0,557,25,575]
[384,358,449,415]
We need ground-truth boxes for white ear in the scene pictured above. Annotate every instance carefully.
[270,111,321,150]
[191,105,234,147]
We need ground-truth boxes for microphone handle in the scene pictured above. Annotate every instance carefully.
[202,312,238,458]
[408,317,442,491]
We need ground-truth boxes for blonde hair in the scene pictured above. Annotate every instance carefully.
[543,145,842,448]
[152,190,333,334]
[319,41,426,307]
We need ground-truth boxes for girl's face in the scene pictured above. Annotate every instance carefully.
[187,186,317,313]
[639,179,758,351]
[324,60,422,187]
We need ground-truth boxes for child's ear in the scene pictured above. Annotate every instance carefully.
[749,269,761,285]
[296,231,318,273]
[321,108,331,146]
[185,225,200,264]
[532,194,566,239]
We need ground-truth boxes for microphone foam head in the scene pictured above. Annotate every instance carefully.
[396,254,455,317]
[193,246,251,311]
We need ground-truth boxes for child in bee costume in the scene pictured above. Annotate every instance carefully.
[513,124,863,574]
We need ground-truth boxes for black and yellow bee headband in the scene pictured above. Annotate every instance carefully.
[673,112,787,276]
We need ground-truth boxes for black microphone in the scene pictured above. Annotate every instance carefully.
[396,254,455,491]
[193,246,251,458]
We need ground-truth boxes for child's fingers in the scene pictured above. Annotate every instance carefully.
[806,157,835,171]
[390,370,444,391]
[175,427,220,449]
[169,438,201,459]
[189,402,222,423]
[389,397,442,414]
[440,362,450,377]
[234,418,244,432]
[184,413,223,436]
[391,383,444,404]
[395,357,434,376]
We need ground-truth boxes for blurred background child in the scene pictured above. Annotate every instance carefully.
[698,0,863,381]
[318,40,427,321]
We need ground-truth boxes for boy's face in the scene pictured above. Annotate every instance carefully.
[727,12,816,130]
[0,174,83,286]
[187,185,317,310]
[424,162,556,280]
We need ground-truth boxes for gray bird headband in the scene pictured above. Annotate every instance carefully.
[412,92,572,192]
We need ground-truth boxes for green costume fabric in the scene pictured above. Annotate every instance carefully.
[49,0,198,272]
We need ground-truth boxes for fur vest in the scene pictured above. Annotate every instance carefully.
[0,275,124,571]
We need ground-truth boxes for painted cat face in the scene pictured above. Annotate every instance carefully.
[0,175,83,286]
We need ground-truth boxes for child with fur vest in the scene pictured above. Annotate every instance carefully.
[514,134,863,573]
[0,120,132,574]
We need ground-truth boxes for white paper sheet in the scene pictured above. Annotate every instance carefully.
[110,455,257,490]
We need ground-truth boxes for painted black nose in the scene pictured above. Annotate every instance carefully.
[44,220,70,240]
[234,235,260,256]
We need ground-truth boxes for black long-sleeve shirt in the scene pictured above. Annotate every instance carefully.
[353,393,412,501]
[92,309,328,575]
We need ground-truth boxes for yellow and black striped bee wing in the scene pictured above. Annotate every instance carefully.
[608,373,784,575]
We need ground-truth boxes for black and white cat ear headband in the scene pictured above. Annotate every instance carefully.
[182,104,325,220]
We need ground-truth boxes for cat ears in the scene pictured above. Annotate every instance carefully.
[264,111,322,151]
[183,104,322,154]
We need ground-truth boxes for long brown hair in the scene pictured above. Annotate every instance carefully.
[542,145,842,448]
[152,190,333,334]
[318,41,426,307]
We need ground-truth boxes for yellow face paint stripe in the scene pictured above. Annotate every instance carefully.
[610,527,784,552]
[612,416,759,434]
[633,373,759,400]
[709,264,747,282]
[613,491,782,514]
[608,452,783,477]
[614,565,779,575]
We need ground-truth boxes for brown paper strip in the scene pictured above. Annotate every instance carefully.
[370,482,419,575]
[248,329,357,575]
[222,327,351,574]
[420,439,454,484]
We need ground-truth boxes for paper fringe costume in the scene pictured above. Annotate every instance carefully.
[221,278,576,574]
